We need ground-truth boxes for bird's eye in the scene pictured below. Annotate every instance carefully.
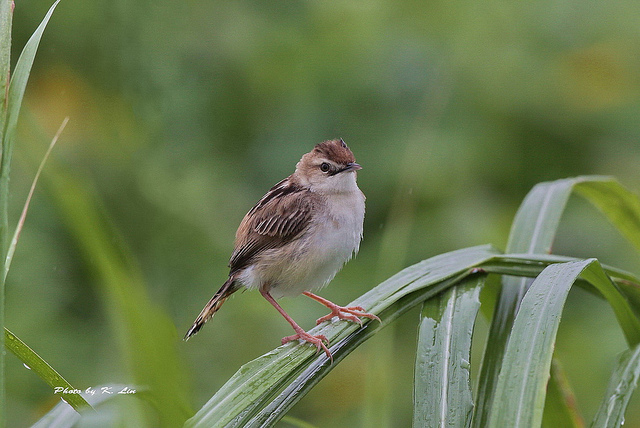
[320,162,331,173]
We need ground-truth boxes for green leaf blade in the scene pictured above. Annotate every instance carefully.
[476,176,640,426]
[0,0,11,126]
[4,328,92,412]
[414,277,483,428]
[186,246,498,427]
[2,0,60,156]
[476,178,579,426]
[488,260,592,428]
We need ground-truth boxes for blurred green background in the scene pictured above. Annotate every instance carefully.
[5,0,640,426]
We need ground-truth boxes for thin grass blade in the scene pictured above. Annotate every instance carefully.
[3,117,67,282]
[280,416,319,428]
[0,0,11,129]
[4,328,91,412]
[2,0,60,157]
[1,4,59,426]
[590,342,640,428]
[1,0,60,244]
[413,276,483,428]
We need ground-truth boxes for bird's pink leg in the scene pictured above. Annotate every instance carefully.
[260,288,332,359]
[303,292,381,325]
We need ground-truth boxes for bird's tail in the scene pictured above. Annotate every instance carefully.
[184,277,238,340]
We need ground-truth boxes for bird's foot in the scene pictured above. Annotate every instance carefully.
[302,292,381,326]
[282,331,332,359]
[315,304,381,326]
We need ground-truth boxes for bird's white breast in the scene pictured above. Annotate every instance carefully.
[269,188,364,298]
[238,172,365,299]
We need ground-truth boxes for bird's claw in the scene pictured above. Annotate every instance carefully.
[282,331,332,359]
[316,305,381,326]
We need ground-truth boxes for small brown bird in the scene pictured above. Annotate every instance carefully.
[184,139,379,358]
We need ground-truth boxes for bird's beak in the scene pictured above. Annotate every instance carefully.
[342,162,362,173]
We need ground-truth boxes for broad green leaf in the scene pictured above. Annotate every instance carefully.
[185,246,640,428]
[477,178,582,426]
[240,272,482,428]
[185,245,499,427]
[476,176,640,426]
[481,253,640,346]
[488,260,591,428]
[591,343,640,428]
[414,277,483,428]
[4,328,92,412]
[488,258,640,428]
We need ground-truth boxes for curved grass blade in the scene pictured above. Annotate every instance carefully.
[185,245,499,427]
[0,3,61,425]
[590,342,640,428]
[481,253,640,346]
[4,328,91,412]
[580,261,640,346]
[489,258,640,427]
[2,0,60,157]
[414,276,483,428]
[476,178,580,426]
[3,117,67,282]
[488,260,590,428]
[476,176,640,426]
[574,178,640,312]
[481,253,640,297]
[1,0,61,247]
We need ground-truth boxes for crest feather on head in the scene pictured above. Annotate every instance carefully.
[313,139,355,165]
